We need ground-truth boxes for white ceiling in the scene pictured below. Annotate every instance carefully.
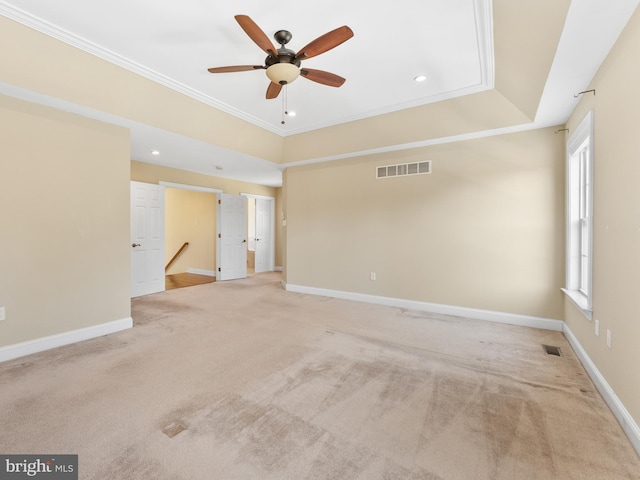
[1,0,639,187]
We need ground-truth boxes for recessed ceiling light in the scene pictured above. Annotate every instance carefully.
[285,111,296,117]
[151,150,160,155]
[414,75,427,82]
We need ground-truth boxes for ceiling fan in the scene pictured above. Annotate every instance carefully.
[208,15,354,99]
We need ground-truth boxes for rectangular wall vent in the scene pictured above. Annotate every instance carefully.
[377,161,431,179]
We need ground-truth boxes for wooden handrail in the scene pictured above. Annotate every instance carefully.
[165,242,189,271]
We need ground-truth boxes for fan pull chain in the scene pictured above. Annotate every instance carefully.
[281,85,288,125]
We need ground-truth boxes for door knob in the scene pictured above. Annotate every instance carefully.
[132,243,141,248]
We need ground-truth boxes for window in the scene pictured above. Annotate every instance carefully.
[564,110,594,319]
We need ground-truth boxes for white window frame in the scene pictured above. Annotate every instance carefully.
[563,110,594,320]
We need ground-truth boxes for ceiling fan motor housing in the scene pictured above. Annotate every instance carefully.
[266,30,301,67]
[265,30,301,85]
[265,48,300,68]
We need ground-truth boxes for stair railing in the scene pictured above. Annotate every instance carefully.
[165,242,189,271]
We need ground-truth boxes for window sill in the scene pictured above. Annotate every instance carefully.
[562,288,593,321]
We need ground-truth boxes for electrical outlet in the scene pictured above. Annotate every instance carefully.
[0,306,5,321]
[606,329,612,349]
[594,319,600,336]
[370,272,376,281]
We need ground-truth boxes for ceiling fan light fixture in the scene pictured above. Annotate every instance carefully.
[266,63,300,85]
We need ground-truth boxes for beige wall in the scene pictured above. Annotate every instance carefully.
[0,95,130,347]
[284,127,565,320]
[165,189,216,275]
[564,6,640,426]
[131,161,282,269]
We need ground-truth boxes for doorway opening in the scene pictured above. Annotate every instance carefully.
[131,180,275,297]
[243,193,275,275]
[162,182,221,289]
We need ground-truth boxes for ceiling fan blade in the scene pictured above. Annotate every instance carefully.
[207,65,265,73]
[300,68,346,87]
[296,26,354,60]
[266,82,282,99]
[235,15,277,56]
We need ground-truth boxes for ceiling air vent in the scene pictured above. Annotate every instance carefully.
[377,161,431,179]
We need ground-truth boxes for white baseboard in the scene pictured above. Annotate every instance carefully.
[274,266,283,272]
[563,324,640,456]
[0,317,133,363]
[284,283,563,331]
[186,268,216,277]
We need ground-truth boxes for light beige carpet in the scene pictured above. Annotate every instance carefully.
[0,272,638,479]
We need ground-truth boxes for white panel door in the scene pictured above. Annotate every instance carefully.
[254,198,272,273]
[216,193,247,281]
[131,181,165,297]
